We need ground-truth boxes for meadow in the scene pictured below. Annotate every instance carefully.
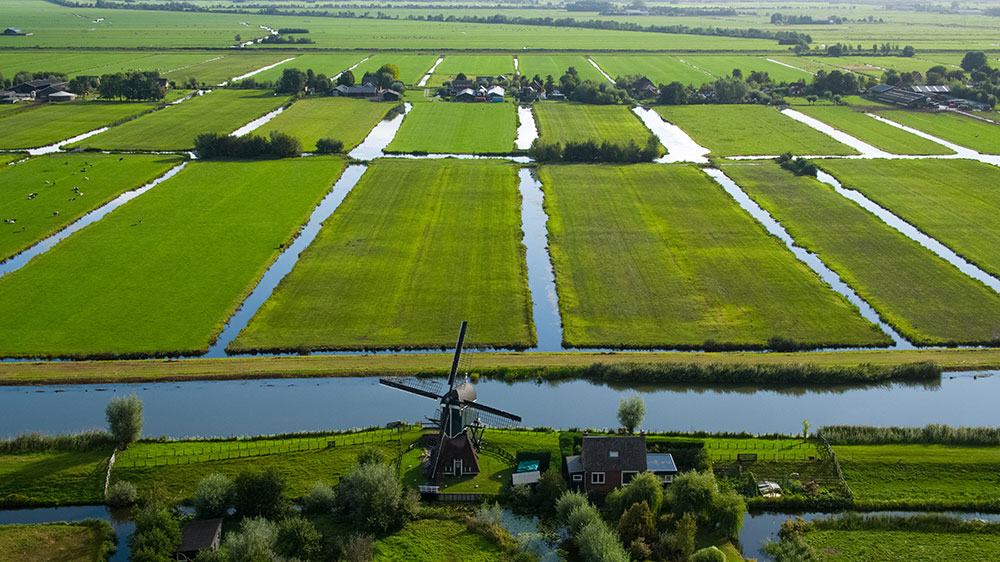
[725,163,1000,346]
[655,105,857,156]
[0,158,345,358]
[538,164,887,349]
[71,89,291,151]
[516,55,604,83]
[0,100,165,150]
[0,449,108,505]
[371,519,505,562]
[682,55,814,83]
[0,522,114,562]
[426,54,515,87]
[386,102,517,154]
[591,55,716,86]
[239,53,362,83]
[230,160,534,352]
[256,97,392,151]
[874,110,1000,154]
[792,105,954,155]
[802,530,1000,561]
[533,102,657,149]
[822,159,1000,279]
[0,154,184,262]
[356,54,442,85]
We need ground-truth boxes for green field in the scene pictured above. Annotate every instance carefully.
[0,449,108,505]
[356,54,442,85]
[0,522,112,562]
[591,55,712,85]
[683,55,814,83]
[821,159,1000,280]
[725,163,1000,346]
[231,160,533,352]
[803,530,1000,561]
[434,430,560,494]
[372,519,504,562]
[656,105,857,157]
[387,102,517,154]
[0,158,345,358]
[836,444,1000,506]
[71,89,291,151]
[427,54,516,87]
[257,97,392,151]
[0,154,184,262]
[0,100,165,150]
[533,102,656,148]
[874,110,1000,154]
[238,53,360,83]
[516,55,603,83]
[792,105,954,155]
[539,164,887,349]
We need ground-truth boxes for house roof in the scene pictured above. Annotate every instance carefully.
[512,470,541,485]
[5,28,22,34]
[581,436,646,472]
[910,85,950,93]
[566,455,583,473]
[646,453,677,473]
[176,519,222,553]
[47,91,76,100]
[487,86,505,96]
[868,84,894,93]
[455,88,475,97]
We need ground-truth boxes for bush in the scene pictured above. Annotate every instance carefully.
[817,424,1000,446]
[692,546,726,562]
[193,131,303,160]
[194,474,232,519]
[475,502,504,527]
[528,135,659,163]
[301,481,337,516]
[576,520,630,562]
[315,138,344,154]
[555,490,589,525]
[275,517,322,561]
[129,506,180,562]
[106,395,143,448]
[567,504,602,536]
[224,517,278,562]
[232,468,288,520]
[617,501,656,545]
[106,480,138,507]
[775,152,818,177]
[342,533,374,562]
[607,472,662,519]
[335,462,415,533]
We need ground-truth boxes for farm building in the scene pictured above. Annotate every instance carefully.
[175,518,222,561]
[36,84,72,101]
[455,88,475,102]
[865,84,931,107]
[10,78,67,96]
[45,91,77,102]
[565,436,678,494]
[2,27,27,35]
[486,86,505,102]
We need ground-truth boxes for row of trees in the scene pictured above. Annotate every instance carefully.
[68,71,167,101]
[193,131,303,159]
[0,71,68,90]
[528,136,661,163]
[273,64,404,95]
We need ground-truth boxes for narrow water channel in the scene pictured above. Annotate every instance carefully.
[765,58,815,76]
[417,57,444,87]
[0,162,189,278]
[781,109,890,158]
[518,168,562,351]
[632,107,710,163]
[817,170,1000,295]
[348,103,411,160]
[587,58,615,84]
[515,106,539,150]
[206,164,368,357]
[220,56,297,86]
[230,106,285,137]
[704,167,911,348]
[27,126,111,156]
[333,56,371,81]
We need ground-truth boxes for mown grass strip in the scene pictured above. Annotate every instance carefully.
[874,110,1000,154]
[655,105,858,157]
[821,159,1000,280]
[0,100,166,150]
[71,89,291,151]
[386,102,517,154]
[256,97,393,151]
[231,159,534,352]
[0,521,115,562]
[804,529,1000,561]
[540,164,887,349]
[357,54,443,84]
[725,163,1000,346]
[0,154,184,262]
[794,105,954,155]
[516,54,604,83]
[371,518,505,562]
[0,158,346,358]
[590,55,713,85]
[533,102,656,148]
[0,449,109,506]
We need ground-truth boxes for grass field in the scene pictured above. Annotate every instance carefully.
[725,163,1000,346]
[821,159,1000,280]
[386,102,517,154]
[426,54,516,87]
[874,110,1000,154]
[516,55,604,83]
[71,89,291,151]
[0,154,184,262]
[371,519,504,562]
[655,105,857,157]
[0,449,108,505]
[0,158,345,358]
[238,53,360,83]
[793,106,954,155]
[0,522,112,562]
[533,102,656,148]
[539,164,887,349]
[231,160,533,352]
[0,100,165,150]
[256,97,393,151]
[435,430,560,494]
[803,529,1000,561]
[836,444,1000,506]
[682,55,814,83]
[591,55,713,85]
[356,54,442,85]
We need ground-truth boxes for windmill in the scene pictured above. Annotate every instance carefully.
[379,321,521,481]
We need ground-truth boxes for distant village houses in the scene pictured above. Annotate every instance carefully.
[450,75,507,102]
[865,83,990,110]
[333,71,401,102]
[0,78,73,104]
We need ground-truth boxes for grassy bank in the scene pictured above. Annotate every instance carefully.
[0,520,116,562]
[0,100,167,150]
[875,109,1000,154]
[371,518,507,562]
[533,102,655,148]
[257,97,393,150]
[386,102,517,154]
[793,105,953,155]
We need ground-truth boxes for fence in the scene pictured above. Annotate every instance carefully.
[479,442,516,464]
[820,435,853,500]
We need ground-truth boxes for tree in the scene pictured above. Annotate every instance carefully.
[961,51,988,72]
[335,461,416,532]
[731,68,743,80]
[268,131,302,158]
[129,506,181,562]
[342,534,374,562]
[658,81,687,105]
[533,470,566,515]
[802,419,811,439]
[555,491,589,525]
[713,77,749,103]
[106,394,143,448]
[805,94,818,104]
[302,481,337,516]
[711,489,746,539]
[275,517,322,561]
[617,394,645,433]
[194,473,232,519]
[456,72,467,80]
[617,501,655,545]
[315,138,344,154]
[607,471,662,519]
[232,468,287,519]
[667,470,717,521]
[902,45,915,57]
[337,70,355,86]
[692,546,727,562]
[276,68,308,94]
[225,517,278,562]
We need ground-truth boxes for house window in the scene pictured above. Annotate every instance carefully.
[609,451,619,458]
[660,474,674,484]
[591,472,605,485]
[622,471,638,486]
[573,474,583,482]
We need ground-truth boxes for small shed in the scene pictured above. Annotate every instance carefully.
[512,470,541,486]
[487,86,505,102]
[3,28,24,35]
[455,88,475,102]
[382,89,401,101]
[175,518,223,561]
[47,91,77,102]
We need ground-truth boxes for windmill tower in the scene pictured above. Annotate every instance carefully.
[380,321,521,481]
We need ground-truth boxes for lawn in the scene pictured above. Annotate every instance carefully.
[655,105,858,157]
[256,97,393,151]
[371,518,504,562]
[591,55,712,85]
[793,105,954,155]
[821,159,1000,280]
[0,158,346,358]
[533,102,657,149]
[386,102,517,154]
[803,529,1000,561]
[230,160,533,352]
[71,89,291,151]
[0,449,109,505]
[539,164,887,349]
[516,55,604,83]
[725,163,1000,346]
[874,110,1000,154]
[0,522,113,562]
[836,444,1000,506]
[0,100,165,149]
[0,154,184,262]
[437,430,560,494]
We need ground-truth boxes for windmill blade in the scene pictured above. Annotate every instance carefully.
[447,321,469,391]
[379,378,443,400]
[461,400,522,423]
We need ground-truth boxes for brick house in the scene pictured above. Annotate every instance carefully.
[565,436,677,494]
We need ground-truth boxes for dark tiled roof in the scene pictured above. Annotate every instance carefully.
[581,436,646,472]
[177,518,222,553]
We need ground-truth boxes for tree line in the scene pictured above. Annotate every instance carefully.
[528,135,661,163]
[193,131,303,159]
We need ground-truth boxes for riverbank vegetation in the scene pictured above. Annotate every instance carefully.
[386,102,517,154]
[540,163,888,349]
[0,520,117,562]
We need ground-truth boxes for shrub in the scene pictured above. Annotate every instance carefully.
[129,505,181,561]
[692,546,726,562]
[628,537,652,561]
[528,135,659,163]
[356,447,387,466]
[193,131,303,160]
[342,533,374,562]
[232,468,287,520]
[0,431,114,454]
[225,517,278,562]
[194,474,232,519]
[475,502,504,527]
[567,504,602,535]
[275,517,322,561]
[817,424,1000,446]
[607,472,662,519]
[301,481,337,516]
[106,394,143,447]
[576,520,630,562]
[617,500,656,545]
[335,462,414,533]
[106,480,138,507]
[555,490,589,525]
[315,138,344,154]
